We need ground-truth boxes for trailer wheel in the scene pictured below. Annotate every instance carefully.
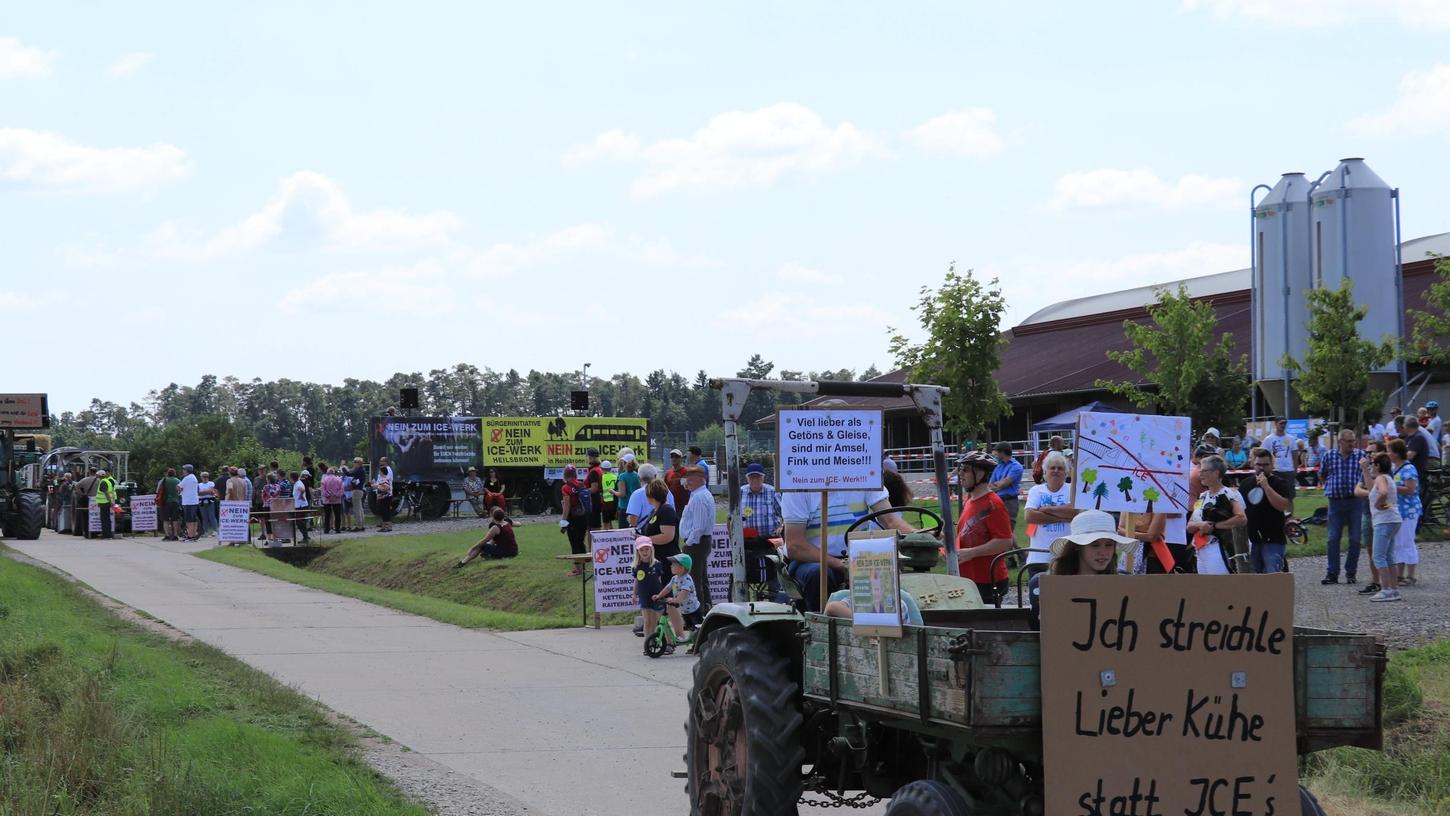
[1299,785,1326,816]
[687,625,803,816]
[11,492,44,540]
[885,780,971,816]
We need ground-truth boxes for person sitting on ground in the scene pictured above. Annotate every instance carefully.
[1027,509,1137,629]
[652,554,703,646]
[456,508,518,567]
[633,538,669,652]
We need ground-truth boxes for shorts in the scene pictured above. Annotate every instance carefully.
[182,505,200,523]
[165,503,182,522]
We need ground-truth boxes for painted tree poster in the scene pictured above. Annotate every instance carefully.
[1073,412,1191,515]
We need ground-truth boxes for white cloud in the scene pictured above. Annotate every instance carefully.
[715,291,891,337]
[906,108,1004,158]
[0,128,192,194]
[997,241,1249,326]
[106,52,153,78]
[564,103,881,196]
[152,171,460,259]
[776,262,838,284]
[1182,0,1450,28]
[276,223,611,313]
[0,289,63,311]
[0,36,56,79]
[1350,63,1450,136]
[1051,168,1243,211]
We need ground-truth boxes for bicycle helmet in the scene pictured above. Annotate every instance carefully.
[957,450,997,472]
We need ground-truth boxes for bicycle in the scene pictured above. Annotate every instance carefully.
[643,602,696,658]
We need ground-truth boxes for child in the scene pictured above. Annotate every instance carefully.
[634,538,669,654]
[653,554,703,643]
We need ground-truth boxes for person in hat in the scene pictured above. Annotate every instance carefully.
[462,467,488,517]
[612,456,641,529]
[633,537,669,652]
[600,460,619,528]
[93,469,117,540]
[1026,510,1137,629]
[687,446,709,483]
[677,464,717,612]
[741,463,782,541]
[585,448,605,530]
[954,451,1016,605]
[651,553,702,645]
[560,464,590,575]
[664,448,690,511]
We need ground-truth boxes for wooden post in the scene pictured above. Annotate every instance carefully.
[819,491,830,612]
[878,638,890,696]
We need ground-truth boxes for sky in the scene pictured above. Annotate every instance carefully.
[5,1,1450,415]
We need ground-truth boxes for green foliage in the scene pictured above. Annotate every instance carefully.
[0,557,426,815]
[1408,255,1450,366]
[1096,285,1250,431]
[1284,278,1396,427]
[888,264,1011,436]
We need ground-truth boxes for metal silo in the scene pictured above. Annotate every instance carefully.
[1251,172,1313,419]
[1309,158,1405,404]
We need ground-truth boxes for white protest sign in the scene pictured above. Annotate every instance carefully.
[88,503,101,533]
[218,500,251,543]
[706,524,735,604]
[592,528,640,614]
[848,530,903,637]
[776,407,883,492]
[129,495,157,532]
[1074,412,1192,515]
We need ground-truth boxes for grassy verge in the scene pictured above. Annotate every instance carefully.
[196,522,620,630]
[1305,640,1450,814]
[0,551,426,816]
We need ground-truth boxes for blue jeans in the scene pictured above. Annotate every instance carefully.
[1325,496,1362,578]
[1372,522,1400,570]
[1251,542,1286,574]
[787,561,847,613]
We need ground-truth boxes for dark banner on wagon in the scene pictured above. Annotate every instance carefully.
[369,417,484,483]
[482,417,649,468]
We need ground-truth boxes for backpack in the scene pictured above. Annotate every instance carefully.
[570,481,592,517]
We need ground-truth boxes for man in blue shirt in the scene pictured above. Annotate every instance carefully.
[987,441,1025,529]
[1317,429,1365,585]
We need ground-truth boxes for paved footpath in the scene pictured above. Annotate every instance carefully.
[10,531,711,816]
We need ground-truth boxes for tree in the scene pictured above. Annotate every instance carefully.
[1096,285,1249,431]
[1408,256,1450,366]
[888,264,1010,436]
[1116,476,1134,503]
[1092,481,1109,510]
[1284,278,1396,428]
[1080,467,1098,488]
[1142,487,1160,514]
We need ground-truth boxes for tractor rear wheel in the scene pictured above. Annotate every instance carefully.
[12,492,44,540]
[1299,785,1326,816]
[885,780,972,816]
[687,625,803,816]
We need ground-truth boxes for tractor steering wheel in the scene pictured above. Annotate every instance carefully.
[843,505,943,539]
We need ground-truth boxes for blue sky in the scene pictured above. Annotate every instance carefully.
[5,1,1449,413]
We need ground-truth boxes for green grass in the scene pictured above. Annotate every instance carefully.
[0,551,427,816]
[197,522,626,630]
[1305,640,1450,814]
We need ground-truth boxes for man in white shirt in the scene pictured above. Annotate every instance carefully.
[782,487,915,612]
[1260,420,1297,486]
[292,471,313,544]
[178,464,201,541]
[677,466,716,611]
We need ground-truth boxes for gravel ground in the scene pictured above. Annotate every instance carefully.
[358,734,539,816]
[1289,540,1449,651]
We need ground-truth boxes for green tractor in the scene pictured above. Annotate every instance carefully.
[0,394,50,540]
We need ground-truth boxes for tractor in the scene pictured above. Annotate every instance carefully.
[0,394,50,540]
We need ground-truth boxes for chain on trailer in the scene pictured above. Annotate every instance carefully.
[712,377,956,602]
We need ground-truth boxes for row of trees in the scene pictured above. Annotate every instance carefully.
[48,361,881,485]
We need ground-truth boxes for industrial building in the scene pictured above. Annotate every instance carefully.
[760,158,1448,446]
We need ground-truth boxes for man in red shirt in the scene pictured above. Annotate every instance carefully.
[954,451,1016,605]
[664,448,691,512]
[585,448,605,530]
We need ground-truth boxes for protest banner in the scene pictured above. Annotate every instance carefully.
[88,503,101,533]
[1040,574,1298,816]
[847,530,902,637]
[1073,412,1191,515]
[705,524,736,604]
[483,417,648,468]
[218,500,251,544]
[592,528,640,614]
[129,495,157,532]
[369,417,483,483]
[775,407,884,492]
[0,393,47,429]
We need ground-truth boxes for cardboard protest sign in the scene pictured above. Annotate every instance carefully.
[1074,412,1191,515]
[847,530,902,637]
[218,500,251,543]
[776,407,883,492]
[129,495,157,532]
[591,528,640,613]
[1040,574,1298,816]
